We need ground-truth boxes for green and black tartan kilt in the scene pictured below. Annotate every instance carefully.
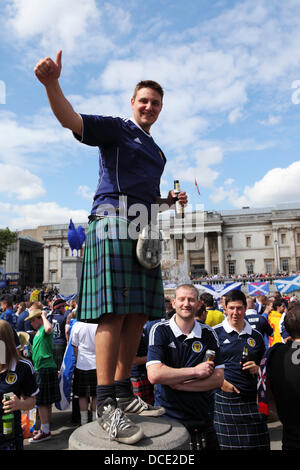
[35,367,61,405]
[73,368,97,397]
[77,217,165,323]
[52,343,66,372]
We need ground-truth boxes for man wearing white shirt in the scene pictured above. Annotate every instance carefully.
[72,321,98,425]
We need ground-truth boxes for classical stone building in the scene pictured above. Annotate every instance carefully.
[160,203,300,278]
[5,203,300,288]
[3,235,43,286]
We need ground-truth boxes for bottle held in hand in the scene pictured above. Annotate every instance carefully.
[174,180,184,218]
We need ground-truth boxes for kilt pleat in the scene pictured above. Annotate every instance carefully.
[73,368,97,397]
[35,368,61,405]
[214,390,270,450]
[77,217,165,322]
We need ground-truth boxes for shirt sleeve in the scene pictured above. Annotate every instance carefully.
[19,360,39,398]
[71,322,79,348]
[73,114,122,147]
[146,323,167,367]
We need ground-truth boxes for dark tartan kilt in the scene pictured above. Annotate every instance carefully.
[35,367,61,406]
[73,368,97,397]
[52,343,66,371]
[214,390,270,450]
[131,375,154,405]
[77,217,165,322]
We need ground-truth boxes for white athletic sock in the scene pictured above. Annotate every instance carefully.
[92,411,97,421]
[80,411,89,425]
[41,423,50,434]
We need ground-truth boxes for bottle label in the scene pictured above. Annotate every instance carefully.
[3,420,13,436]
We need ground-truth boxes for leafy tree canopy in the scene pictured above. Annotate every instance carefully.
[0,228,17,266]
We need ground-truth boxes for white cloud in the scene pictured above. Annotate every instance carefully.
[210,161,300,208]
[3,0,131,67]
[167,146,223,188]
[240,161,300,206]
[228,107,243,124]
[0,164,45,200]
[6,202,88,230]
[77,185,94,201]
[259,115,281,126]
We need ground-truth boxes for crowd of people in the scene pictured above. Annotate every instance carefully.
[191,271,300,282]
[0,284,299,450]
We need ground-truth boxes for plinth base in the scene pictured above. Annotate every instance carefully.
[68,414,190,450]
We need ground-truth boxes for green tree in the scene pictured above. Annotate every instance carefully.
[0,228,17,266]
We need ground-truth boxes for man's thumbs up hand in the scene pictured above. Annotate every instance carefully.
[34,50,62,86]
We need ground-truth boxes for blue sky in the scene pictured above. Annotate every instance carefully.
[1,0,300,230]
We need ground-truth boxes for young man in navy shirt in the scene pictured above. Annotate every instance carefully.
[213,289,270,450]
[147,284,224,449]
[34,50,187,445]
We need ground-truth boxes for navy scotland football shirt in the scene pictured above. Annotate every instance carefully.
[147,315,224,422]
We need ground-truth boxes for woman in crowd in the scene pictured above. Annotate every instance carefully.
[0,320,39,450]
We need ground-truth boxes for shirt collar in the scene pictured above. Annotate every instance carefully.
[169,314,202,339]
[9,360,17,372]
[222,317,252,335]
[129,117,152,137]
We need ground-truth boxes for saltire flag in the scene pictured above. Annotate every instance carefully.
[56,293,78,302]
[274,275,300,294]
[195,178,200,195]
[55,319,77,410]
[247,282,270,296]
[199,282,242,300]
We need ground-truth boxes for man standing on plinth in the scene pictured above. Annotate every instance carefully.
[34,50,187,444]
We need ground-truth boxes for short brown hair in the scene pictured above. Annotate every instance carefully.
[133,80,164,101]
[284,303,300,339]
[175,284,199,299]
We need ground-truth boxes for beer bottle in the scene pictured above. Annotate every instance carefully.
[2,394,14,439]
[241,346,249,369]
[174,180,184,218]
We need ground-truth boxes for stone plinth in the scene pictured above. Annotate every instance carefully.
[60,257,83,296]
[68,415,190,450]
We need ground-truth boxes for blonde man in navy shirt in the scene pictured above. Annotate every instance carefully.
[34,51,187,445]
[147,284,224,450]
[213,289,270,450]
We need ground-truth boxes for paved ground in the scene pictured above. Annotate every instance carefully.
[23,406,283,451]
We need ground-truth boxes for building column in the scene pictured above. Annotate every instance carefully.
[43,244,49,284]
[217,232,225,275]
[273,229,280,273]
[289,227,297,272]
[204,234,211,274]
[57,243,63,284]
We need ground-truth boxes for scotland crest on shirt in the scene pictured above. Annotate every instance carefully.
[192,341,203,353]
